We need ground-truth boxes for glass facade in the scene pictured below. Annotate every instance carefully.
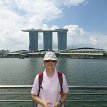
[57,31,67,50]
[43,31,52,50]
[29,31,38,51]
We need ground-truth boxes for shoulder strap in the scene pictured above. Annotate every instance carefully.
[58,72,63,93]
[37,72,43,96]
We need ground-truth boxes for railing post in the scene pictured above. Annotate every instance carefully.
[33,100,35,107]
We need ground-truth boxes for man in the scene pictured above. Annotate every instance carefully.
[31,51,69,107]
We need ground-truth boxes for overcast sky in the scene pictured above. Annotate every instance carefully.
[0,0,107,51]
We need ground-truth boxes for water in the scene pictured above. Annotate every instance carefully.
[0,58,107,107]
[0,58,107,86]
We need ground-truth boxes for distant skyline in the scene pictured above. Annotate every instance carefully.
[0,0,107,51]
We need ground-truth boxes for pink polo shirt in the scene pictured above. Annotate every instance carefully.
[31,69,69,107]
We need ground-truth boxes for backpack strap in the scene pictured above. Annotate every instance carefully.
[37,72,43,96]
[58,72,63,94]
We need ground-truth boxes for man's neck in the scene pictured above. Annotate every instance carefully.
[46,69,55,78]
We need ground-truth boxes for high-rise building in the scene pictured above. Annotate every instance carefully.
[22,29,68,51]
[43,31,52,50]
[57,30,67,50]
[29,31,38,51]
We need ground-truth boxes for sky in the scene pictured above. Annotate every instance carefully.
[0,0,107,51]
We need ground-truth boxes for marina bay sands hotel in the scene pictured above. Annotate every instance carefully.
[22,29,68,51]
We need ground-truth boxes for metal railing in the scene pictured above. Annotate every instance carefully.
[0,85,107,106]
[68,86,107,102]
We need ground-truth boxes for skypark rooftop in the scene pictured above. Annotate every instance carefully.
[22,28,68,32]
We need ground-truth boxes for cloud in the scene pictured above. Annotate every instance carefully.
[0,0,63,51]
[64,25,107,51]
[50,0,87,7]
[62,0,87,6]
[15,0,63,22]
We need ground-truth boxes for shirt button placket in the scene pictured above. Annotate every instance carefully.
[49,78,52,107]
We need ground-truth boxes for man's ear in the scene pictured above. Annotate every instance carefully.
[56,61,58,65]
[42,61,45,66]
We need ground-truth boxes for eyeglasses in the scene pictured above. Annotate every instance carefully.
[44,60,57,63]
